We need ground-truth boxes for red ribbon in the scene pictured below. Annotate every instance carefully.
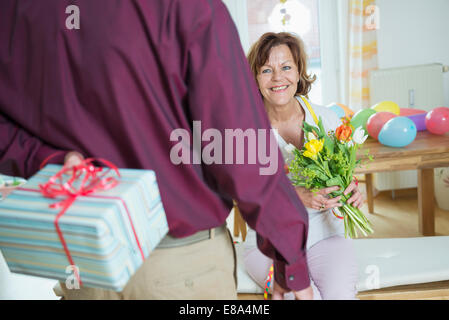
[20,158,146,287]
[332,208,344,220]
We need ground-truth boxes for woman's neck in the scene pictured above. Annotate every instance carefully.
[265,97,303,124]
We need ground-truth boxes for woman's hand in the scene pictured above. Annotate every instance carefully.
[272,281,313,300]
[343,180,364,209]
[295,185,342,211]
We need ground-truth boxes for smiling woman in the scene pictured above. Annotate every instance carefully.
[257,45,301,108]
[246,0,322,103]
[242,31,362,300]
[247,33,316,103]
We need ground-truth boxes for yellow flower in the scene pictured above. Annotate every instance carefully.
[303,139,324,160]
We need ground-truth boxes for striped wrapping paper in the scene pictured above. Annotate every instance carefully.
[0,164,168,291]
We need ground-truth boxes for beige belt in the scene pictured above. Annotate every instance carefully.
[156,224,227,249]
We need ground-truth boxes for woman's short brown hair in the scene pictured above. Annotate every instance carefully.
[247,32,316,97]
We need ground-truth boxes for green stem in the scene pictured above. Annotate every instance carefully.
[316,152,333,178]
[338,200,373,238]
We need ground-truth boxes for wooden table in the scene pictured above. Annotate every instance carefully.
[355,131,449,236]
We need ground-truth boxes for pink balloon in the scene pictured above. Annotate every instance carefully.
[425,107,449,135]
[366,112,397,140]
[400,108,427,116]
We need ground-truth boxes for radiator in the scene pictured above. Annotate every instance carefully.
[369,63,446,191]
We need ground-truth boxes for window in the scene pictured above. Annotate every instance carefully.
[247,0,323,104]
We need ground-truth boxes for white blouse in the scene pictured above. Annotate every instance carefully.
[272,96,345,249]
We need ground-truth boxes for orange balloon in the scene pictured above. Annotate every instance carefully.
[336,103,355,118]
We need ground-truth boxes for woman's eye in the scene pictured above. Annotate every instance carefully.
[282,66,292,71]
[261,69,271,74]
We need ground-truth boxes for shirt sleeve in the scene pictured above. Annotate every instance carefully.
[180,0,310,291]
[0,113,66,178]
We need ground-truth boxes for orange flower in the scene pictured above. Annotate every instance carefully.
[335,124,352,142]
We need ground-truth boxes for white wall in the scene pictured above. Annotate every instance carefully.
[376,0,449,107]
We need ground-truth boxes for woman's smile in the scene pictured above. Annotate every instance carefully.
[271,85,289,92]
[257,44,300,109]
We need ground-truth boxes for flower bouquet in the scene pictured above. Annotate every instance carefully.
[288,117,374,238]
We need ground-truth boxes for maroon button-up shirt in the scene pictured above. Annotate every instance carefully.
[0,0,310,291]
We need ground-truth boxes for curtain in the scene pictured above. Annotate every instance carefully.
[348,0,379,111]
[222,0,251,53]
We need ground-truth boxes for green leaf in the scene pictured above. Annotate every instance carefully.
[325,176,344,188]
[302,122,321,139]
[306,164,328,181]
[317,116,326,138]
[336,141,346,154]
[322,161,329,173]
[323,136,334,156]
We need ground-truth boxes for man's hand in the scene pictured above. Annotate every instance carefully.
[64,151,84,168]
[272,280,313,300]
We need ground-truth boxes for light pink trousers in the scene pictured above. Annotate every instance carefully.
[244,235,359,300]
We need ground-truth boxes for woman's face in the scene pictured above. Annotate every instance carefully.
[256,44,300,109]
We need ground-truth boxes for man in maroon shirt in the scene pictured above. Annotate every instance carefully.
[0,0,312,299]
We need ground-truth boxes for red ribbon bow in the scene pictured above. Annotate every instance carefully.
[24,158,145,287]
[40,158,119,202]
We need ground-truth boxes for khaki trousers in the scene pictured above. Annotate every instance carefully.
[60,229,237,300]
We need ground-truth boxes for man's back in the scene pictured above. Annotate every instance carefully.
[0,0,312,294]
[0,0,237,237]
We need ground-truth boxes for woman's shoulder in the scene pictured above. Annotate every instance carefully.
[310,103,330,117]
[297,96,328,116]
[299,97,342,130]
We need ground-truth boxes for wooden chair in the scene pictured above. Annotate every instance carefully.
[356,173,375,213]
[233,201,247,241]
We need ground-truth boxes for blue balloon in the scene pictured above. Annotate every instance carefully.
[378,117,417,148]
[328,105,345,118]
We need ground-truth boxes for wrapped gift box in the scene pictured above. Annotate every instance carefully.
[0,164,168,291]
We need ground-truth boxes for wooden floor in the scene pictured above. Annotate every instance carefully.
[238,182,449,300]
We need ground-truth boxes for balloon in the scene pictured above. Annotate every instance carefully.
[372,101,400,115]
[406,112,427,132]
[400,108,427,116]
[425,107,449,135]
[336,103,355,118]
[378,117,417,148]
[350,109,377,132]
[327,104,345,118]
[366,112,397,140]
